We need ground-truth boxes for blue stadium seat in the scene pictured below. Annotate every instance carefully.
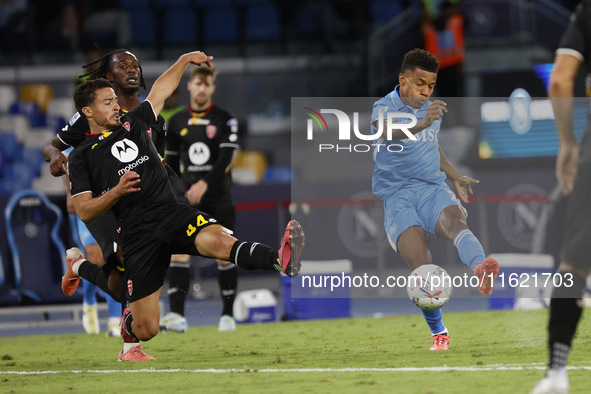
[4,163,35,188]
[371,0,404,25]
[163,8,199,45]
[21,147,45,177]
[204,5,238,44]
[0,133,20,163]
[9,101,46,128]
[0,179,22,195]
[245,4,280,42]
[5,190,77,304]
[264,166,292,183]
[126,9,156,46]
[46,115,66,132]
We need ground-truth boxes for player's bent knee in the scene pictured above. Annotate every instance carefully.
[132,317,160,341]
[195,225,233,260]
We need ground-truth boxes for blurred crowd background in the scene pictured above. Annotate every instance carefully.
[0,0,581,189]
[0,1,586,309]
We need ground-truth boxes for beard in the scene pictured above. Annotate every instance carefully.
[119,84,139,96]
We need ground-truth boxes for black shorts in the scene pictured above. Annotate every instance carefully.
[561,123,591,269]
[120,202,217,302]
[194,200,235,231]
[85,211,121,262]
[166,164,190,206]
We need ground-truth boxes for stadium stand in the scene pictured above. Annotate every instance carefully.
[20,83,54,114]
[4,189,77,304]
[0,85,17,115]
[204,4,239,44]
[232,150,268,185]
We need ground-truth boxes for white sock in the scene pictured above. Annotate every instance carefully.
[433,327,448,336]
[123,342,140,353]
[72,259,86,275]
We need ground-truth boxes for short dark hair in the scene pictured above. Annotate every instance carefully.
[190,63,217,82]
[401,49,439,74]
[74,78,114,115]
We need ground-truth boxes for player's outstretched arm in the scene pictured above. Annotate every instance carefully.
[72,171,141,223]
[41,135,70,176]
[439,145,478,203]
[550,53,581,196]
[147,51,213,116]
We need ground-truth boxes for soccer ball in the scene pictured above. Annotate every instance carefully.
[406,264,453,310]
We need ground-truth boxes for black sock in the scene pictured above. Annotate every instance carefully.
[548,271,585,369]
[124,309,137,340]
[218,264,237,316]
[168,264,190,316]
[230,241,278,271]
[78,261,119,301]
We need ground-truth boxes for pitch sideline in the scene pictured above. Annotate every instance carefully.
[2,363,591,374]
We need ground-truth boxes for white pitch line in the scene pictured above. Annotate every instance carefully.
[2,364,591,375]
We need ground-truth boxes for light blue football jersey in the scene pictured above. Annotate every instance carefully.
[371,85,446,200]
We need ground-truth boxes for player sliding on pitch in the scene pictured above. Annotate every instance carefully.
[62,50,305,361]
[371,49,499,351]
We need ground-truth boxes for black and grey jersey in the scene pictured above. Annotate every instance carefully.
[58,107,167,156]
[165,104,239,199]
[68,101,175,225]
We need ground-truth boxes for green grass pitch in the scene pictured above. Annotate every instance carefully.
[1,308,590,393]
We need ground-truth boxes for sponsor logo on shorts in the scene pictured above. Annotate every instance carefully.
[127,279,133,296]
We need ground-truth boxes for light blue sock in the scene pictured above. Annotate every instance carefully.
[421,308,446,334]
[106,295,120,318]
[82,279,97,305]
[453,229,486,271]
[96,289,121,318]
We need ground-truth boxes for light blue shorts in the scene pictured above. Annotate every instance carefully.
[77,216,98,247]
[383,182,466,252]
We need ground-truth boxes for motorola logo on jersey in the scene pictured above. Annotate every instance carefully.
[189,142,210,165]
[111,138,139,163]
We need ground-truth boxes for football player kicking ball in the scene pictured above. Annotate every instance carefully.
[62,50,305,361]
[371,49,499,351]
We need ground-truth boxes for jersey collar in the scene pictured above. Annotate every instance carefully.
[189,102,213,117]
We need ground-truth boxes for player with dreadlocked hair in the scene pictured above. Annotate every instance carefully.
[42,48,188,361]
[80,48,147,95]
